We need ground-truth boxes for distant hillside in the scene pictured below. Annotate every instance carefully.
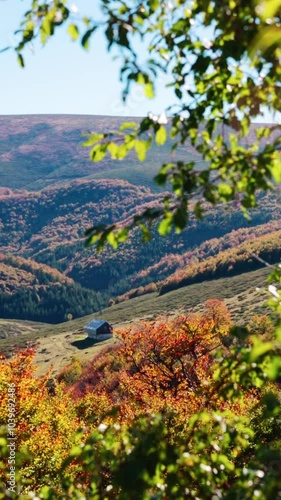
[0,254,105,323]
[0,115,201,191]
[0,115,274,191]
[0,179,281,300]
[113,220,281,303]
[159,229,281,295]
[0,318,47,341]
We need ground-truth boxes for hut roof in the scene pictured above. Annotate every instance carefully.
[84,319,109,331]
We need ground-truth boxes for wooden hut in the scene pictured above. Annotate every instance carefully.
[84,319,113,340]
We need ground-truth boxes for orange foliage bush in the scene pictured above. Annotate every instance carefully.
[71,301,258,432]
[0,349,83,490]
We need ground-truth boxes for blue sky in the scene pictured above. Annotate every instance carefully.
[0,0,175,116]
[0,2,275,121]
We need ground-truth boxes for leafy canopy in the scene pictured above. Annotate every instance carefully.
[6,0,281,248]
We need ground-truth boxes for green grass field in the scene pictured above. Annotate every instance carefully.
[0,266,271,375]
[0,319,47,341]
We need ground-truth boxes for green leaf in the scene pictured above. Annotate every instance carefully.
[218,184,233,201]
[217,454,235,471]
[138,223,151,242]
[83,134,104,147]
[135,140,147,161]
[265,356,281,380]
[194,201,203,219]
[154,172,168,185]
[68,23,79,41]
[116,228,129,243]
[144,82,154,98]
[90,147,107,162]
[150,0,160,12]
[250,25,281,58]
[158,214,173,236]
[173,207,187,232]
[42,18,52,37]
[107,142,119,159]
[271,157,281,182]
[155,126,167,146]
[192,55,210,74]
[85,234,100,247]
[120,122,138,131]
[40,28,47,45]
[17,53,24,68]
[175,88,182,99]
[69,446,82,457]
[81,27,97,50]
[258,0,281,21]
[229,326,249,340]
[117,144,129,160]
[250,341,273,361]
[107,231,118,249]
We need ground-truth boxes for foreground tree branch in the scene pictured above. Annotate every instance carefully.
[5,0,281,249]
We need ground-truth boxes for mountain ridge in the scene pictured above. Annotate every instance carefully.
[0,115,274,191]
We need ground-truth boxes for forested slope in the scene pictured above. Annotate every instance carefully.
[0,115,274,191]
[0,254,104,323]
[159,229,281,295]
[0,179,280,299]
[0,115,200,191]
[1,116,281,318]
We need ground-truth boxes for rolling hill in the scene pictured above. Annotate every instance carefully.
[0,178,280,302]
[0,254,105,323]
[159,229,281,294]
[0,115,274,191]
[0,115,202,191]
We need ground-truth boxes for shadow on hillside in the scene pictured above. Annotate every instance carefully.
[71,337,102,350]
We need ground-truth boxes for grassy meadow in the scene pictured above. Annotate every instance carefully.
[0,266,270,375]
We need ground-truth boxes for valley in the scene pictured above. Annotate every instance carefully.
[0,115,280,375]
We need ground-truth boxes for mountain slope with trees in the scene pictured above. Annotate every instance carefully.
[0,115,201,191]
[0,179,281,301]
[0,115,276,192]
[0,254,105,323]
[159,229,281,295]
